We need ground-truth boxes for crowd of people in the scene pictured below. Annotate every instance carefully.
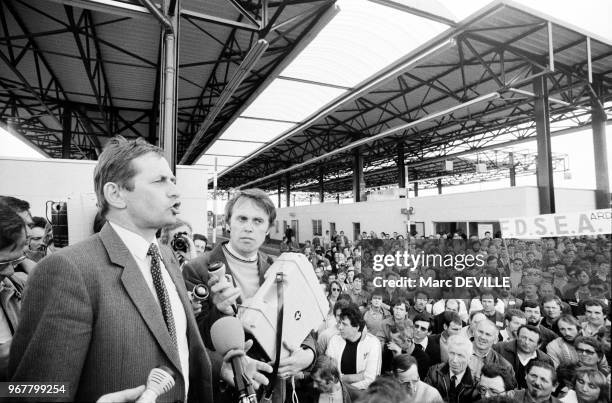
[283,226,610,402]
[0,135,610,403]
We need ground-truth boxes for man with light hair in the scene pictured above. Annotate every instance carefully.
[425,335,479,403]
[459,311,487,340]
[468,320,515,385]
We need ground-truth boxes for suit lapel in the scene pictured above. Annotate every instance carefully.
[99,224,183,375]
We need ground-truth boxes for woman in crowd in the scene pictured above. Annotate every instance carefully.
[328,280,343,307]
[562,367,610,403]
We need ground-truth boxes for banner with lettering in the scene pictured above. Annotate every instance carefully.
[499,209,612,238]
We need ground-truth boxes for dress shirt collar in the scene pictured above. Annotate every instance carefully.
[416,335,429,350]
[449,369,466,386]
[517,349,538,366]
[108,221,159,260]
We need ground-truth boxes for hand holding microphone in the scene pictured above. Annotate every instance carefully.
[135,366,176,403]
[208,262,240,315]
[96,366,175,403]
[211,316,273,402]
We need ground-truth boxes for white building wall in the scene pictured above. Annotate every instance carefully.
[273,186,596,242]
[0,157,208,243]
[554,188,597,212]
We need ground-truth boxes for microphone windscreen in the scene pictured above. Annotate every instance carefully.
[210,316,245,354]
[147,367,175,396]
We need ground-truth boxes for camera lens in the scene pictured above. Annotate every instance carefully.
[171,233,188,253]
[192,284,209,300]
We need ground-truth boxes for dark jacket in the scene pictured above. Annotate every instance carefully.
[425,335,442,365]
[182,242,317,403]
[493,340,554,388]
[0,275,24,380]
[425,362,479,403]
[477,349,517,389]
[538,324,558,350]
[411,344,432,380]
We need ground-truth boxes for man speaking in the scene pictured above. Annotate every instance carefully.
[9,137,217,402]
[183,189,316,403]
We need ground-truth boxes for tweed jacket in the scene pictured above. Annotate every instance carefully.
[9,223,217,402]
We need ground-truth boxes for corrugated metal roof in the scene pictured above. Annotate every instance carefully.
[218,0,612,191]
[1,0,334,159]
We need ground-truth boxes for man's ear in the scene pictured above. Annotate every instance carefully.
[103,182,127,210]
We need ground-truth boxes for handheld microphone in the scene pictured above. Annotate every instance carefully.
[135,366,176,403]
[209,262,238,314]
[208,261,227,284]
[210,316,257,403]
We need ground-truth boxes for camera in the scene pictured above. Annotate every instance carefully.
[171,232,189,253]
[191,284,209,301]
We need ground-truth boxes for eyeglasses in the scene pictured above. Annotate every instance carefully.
[0,255,26,268]
[576,348,597,356]
[414,325,429,331]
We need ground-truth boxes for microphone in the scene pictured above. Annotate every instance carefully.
[210,316,257,403]
[209,262,238,314]
[135,366,176,403]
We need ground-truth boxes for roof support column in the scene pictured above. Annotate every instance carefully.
[533,74,555,214]
[509,152,516,187]
[592,102,610,208]
[285,172,291,207]
[62,106,72,159]
[319,168,325,203]
[414,177,419,197]
[352,148,365,202]
[277,179,282,208]
[156,0,179,172]
[148,110,157,145]
[397,141,405,189]
[437,179,442,194]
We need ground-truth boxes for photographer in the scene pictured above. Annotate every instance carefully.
[26,216,52,262]
[159,219,197,267]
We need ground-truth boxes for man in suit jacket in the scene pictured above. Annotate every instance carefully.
[9,137,224,402]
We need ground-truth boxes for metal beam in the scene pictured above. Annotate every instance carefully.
[352,148,364,202]
[533,73,555,214]
[284,172,290,207]
[180,9,259,31]
[65,6,113,135]
[367,0,456,27]
[397,140,405,188]
[592,97,610,208]
[188,1,338,164]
